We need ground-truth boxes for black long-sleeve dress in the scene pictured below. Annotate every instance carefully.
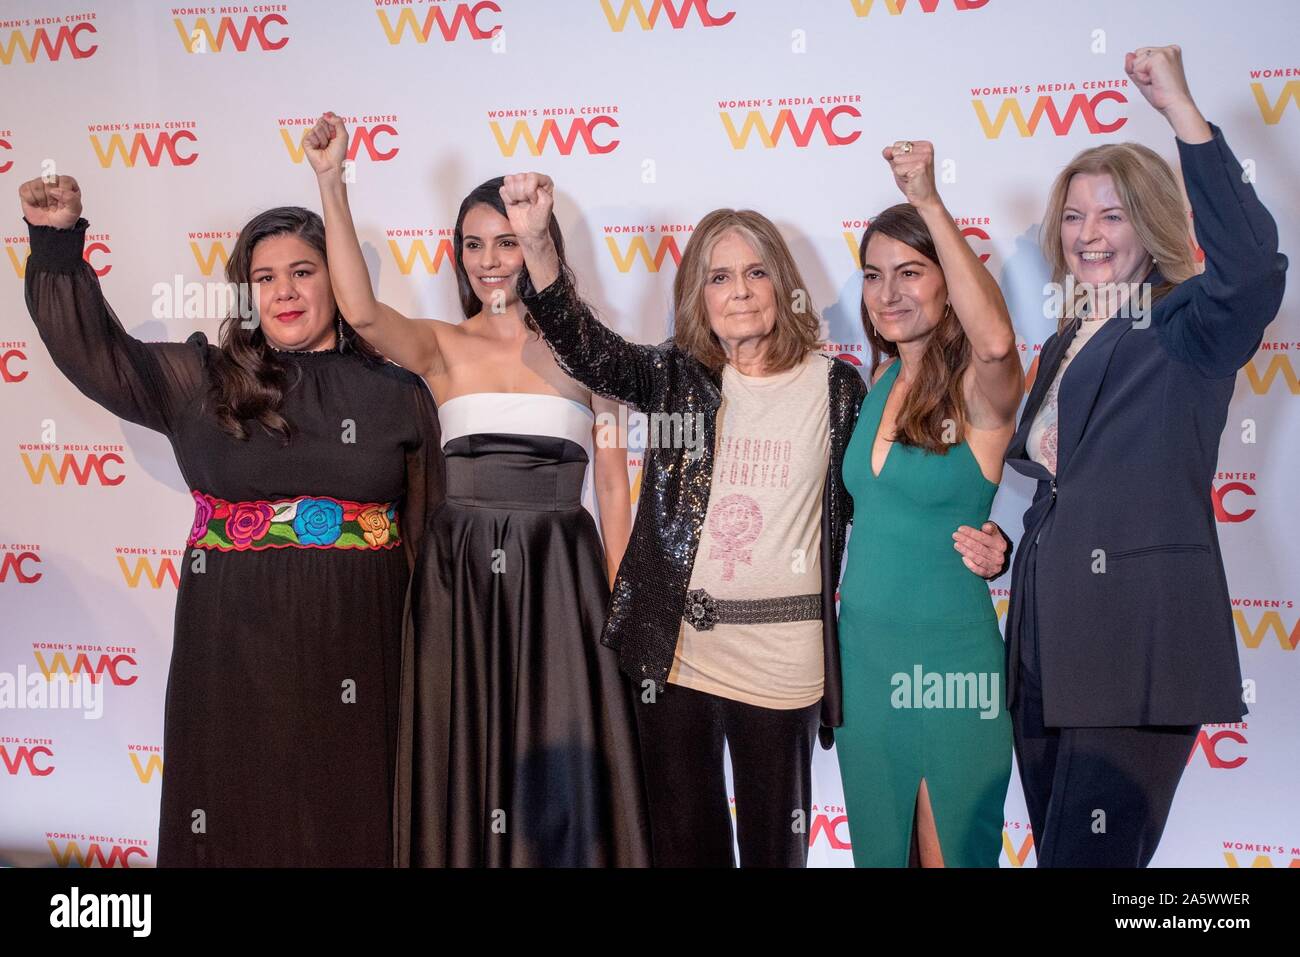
[23,218,444,867]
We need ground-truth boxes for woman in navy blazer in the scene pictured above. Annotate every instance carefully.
[1004,45,1287,867]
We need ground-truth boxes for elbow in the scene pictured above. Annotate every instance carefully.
[972,331,1017,365]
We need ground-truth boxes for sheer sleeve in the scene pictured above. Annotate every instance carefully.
[399,374,445,572]
[22,217,209,435]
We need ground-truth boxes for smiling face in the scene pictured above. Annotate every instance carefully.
[251,233,337,352]
[703,230,778,357]
[461,203,525,314]
[861,232,949,346]
[1060,172,1151,289]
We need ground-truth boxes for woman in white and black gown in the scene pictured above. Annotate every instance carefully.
[305,113,650,866]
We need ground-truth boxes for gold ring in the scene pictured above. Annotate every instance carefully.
[898,141,914,154]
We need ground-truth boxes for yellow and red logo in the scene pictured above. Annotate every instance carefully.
[279,114,399,164]
[89,121,198,168]
[599,0,734,30]
[128,746,164,783]
[1001,821,1035,867]
[808,804,852,850]
[603,225,688,273]
[1222,841,1300,867]
[1232,598,1298,651]
[20,443,126,486]
[1242,343,1300,394]
[1,739,54,776]
[850,0,988,17]
[972,81,1127,138]
[1249,68,1300,125]
[186,230,238,276]
[376,2,501,43]
[173,10,288,53]
[1188,724,1247,770]
[0,12,98,64]
[721,96,861,149]
[47,836,149,868]
[0,544,42,584]
[385,228,456,275]
[0,130,12,173]
[32,643,138,686]
[489,107,621,156]
[116,548,181,590]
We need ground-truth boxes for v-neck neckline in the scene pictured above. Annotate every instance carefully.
[869,360,902,480]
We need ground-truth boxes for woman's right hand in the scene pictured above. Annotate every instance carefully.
[302,111,349,180]
[19,174,82,228]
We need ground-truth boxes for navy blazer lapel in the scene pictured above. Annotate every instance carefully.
[1055,314,1133,474]
[1007,322,1077,463]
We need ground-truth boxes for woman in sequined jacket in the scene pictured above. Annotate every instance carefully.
[500,174,1010,866]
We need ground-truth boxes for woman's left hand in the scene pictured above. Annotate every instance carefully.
[884,139,939,211]
[953,522,1008,579]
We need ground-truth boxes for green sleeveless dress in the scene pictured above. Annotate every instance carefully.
[835,360,1011,867]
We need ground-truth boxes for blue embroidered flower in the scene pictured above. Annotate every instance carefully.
[293,498,343,546]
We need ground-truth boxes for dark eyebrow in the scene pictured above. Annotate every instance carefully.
[251,260,316,274]
[862,260,929,272]
[464,232,518,241]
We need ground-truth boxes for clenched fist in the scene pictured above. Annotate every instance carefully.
[882,139,939,211]
[19,174,82,228]
[302,111,349,178]
[1124,45,1195,115]
[499,172,555,243]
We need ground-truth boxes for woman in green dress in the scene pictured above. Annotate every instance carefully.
[836,140,1024,867]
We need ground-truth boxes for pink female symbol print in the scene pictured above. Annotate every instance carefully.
[708,493,763,581]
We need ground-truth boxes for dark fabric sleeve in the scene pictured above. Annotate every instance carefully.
[23,217,208,435]
[519,270,666,413]
[1161,123,1288,378]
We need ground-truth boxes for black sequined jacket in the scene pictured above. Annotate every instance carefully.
[522,271,867,748]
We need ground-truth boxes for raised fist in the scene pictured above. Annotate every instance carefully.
[499,172,555,242]
[19,174,82,228]
[882,140,939,210]
[302,111,349,178]
[1125,45,1195,114]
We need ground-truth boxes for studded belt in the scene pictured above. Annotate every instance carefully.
[682,588,822,632]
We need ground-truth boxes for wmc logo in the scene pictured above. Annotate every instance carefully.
[1249,70,1300,125]
[1,744,53,776]
[377,3,501,43]
[721,104,861,149]
[116,555,179,590]
[1242,353,1300,394]
[48,840,149,868]
[33,651,138,686]
[1002,828,1035,867]
[280,121,398,163]
[490,115,620,156]
[1233,609,1299,651]
[850,0,988,16]
[1,347,27,382]
[21,451,125,486]
[972,88,1127,138]
[1212,478,1256,523]
[173,14,288,53]
[0,135,12,172]
[89,129,198,167]
[0,549,42,583]
[128,750,164,784]
[606,235,683,273]
[599,0,734,30]
[387,234,455,275]
[1222,847,1300,868]
[0,22,97,63]
[1188,727,1247,769]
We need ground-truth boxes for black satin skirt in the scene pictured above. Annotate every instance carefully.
[395,434,651,867]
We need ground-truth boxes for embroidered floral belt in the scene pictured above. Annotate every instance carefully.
[187,491,401,552]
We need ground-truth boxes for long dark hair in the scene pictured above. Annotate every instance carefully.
[209,206,380,444]
[858,203,971,455]
[452,177,574,331]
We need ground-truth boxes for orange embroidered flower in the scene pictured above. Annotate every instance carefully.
[357,505,391,547]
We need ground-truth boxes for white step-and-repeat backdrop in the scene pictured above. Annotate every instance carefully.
[1,0,1296,867]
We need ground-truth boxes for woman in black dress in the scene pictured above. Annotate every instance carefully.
[20,175,444,867]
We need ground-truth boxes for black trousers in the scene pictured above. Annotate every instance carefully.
[634,682,821,867]
[1012,661,1199,867]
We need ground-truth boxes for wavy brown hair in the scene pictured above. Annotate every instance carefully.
[672,209,819,375]
[859,204,971,455]
[1041,142,1193,333]
[209,206,380,444]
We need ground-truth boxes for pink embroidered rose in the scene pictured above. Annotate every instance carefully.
[226,502,275,548]
[189,491,216,544]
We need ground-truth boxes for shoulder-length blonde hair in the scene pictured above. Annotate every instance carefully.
[1041,142,1197,333]
[672,209,820,375]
